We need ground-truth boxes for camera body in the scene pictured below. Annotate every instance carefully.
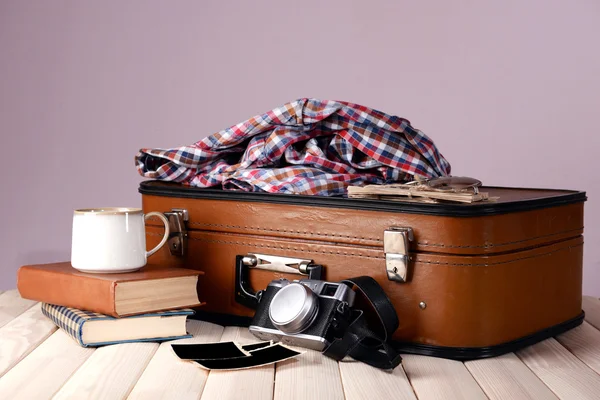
[249,278,356,351]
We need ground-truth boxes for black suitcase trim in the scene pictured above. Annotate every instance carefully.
[189,310,585,361]
[393,311,584,360]
[139,180,586,217]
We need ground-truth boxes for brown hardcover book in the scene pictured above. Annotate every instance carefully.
[17,262,204,317]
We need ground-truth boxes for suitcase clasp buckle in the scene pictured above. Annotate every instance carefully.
[235,253,324,309]
[163,209,189,256]
[242,254,314,275]
[384,227,414,283]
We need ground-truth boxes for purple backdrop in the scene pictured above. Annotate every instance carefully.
[1,1,598,295]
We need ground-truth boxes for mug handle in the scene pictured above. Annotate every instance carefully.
[145,212,171,258]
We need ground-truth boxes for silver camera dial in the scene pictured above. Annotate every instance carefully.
[268,282,319,334]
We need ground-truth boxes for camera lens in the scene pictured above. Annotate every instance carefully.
[268,283,319,334]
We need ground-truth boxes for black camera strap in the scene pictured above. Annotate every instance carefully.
[323,276,402,370]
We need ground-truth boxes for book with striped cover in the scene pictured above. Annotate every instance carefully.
[41,303,194,347]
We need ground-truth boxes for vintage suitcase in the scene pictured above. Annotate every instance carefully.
[139,180,586,360]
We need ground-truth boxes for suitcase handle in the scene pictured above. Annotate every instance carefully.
[235,253,323,309]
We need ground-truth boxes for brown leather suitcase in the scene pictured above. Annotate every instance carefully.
[139,180,586,359]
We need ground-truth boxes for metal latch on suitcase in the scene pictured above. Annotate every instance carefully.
[163,209,189,256]
[384,227,414,283]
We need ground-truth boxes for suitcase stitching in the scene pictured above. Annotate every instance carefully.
[186,222,380,242]
[146,232,384,260]
[155,221,583,249]
[416,242,583,266]
[187,237,385,260]
[146,234,582,265]
[418,227,584,249]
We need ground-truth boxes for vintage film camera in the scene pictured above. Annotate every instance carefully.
[234,254,401,369]
[249,278,356,351]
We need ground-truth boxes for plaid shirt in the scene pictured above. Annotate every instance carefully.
[135,98,451,196]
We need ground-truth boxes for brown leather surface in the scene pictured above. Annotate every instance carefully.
[145,228,583,348]
[144,196,584,255]
[141,191,584,348]
[16,262,203,317]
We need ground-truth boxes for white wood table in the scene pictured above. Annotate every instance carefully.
[1,289,600,400]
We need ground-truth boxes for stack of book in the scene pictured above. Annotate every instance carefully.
[16,262,204,347]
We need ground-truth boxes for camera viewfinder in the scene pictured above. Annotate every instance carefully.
[322,284,338,297]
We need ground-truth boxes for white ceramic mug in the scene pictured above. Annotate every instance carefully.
[71,207,170,273]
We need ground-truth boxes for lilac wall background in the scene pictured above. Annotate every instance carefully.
[1,1,598,294]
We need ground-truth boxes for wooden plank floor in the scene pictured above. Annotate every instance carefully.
[0,290,599,400]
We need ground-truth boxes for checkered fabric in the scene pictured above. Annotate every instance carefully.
[135,98,451,196]
[41,303,194,347]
